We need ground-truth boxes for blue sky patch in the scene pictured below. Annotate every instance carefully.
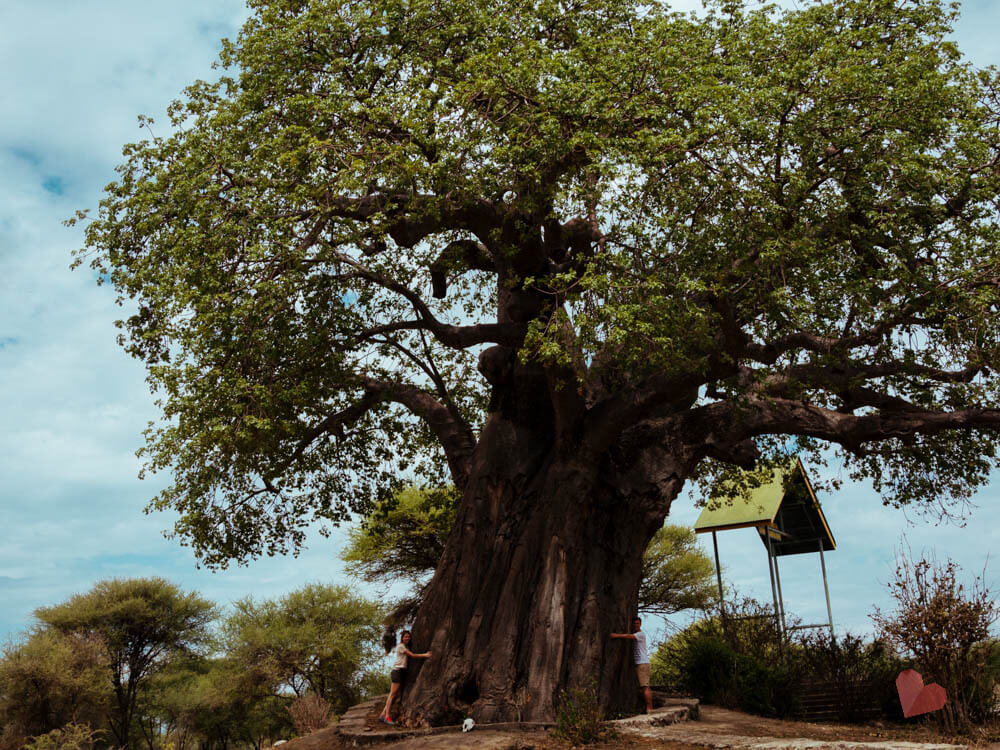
[42,176,66,196]
[0,337,18,349]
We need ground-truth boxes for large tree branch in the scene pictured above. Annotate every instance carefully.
[319,191,502,248]
[375,379,478,489]
[757,361,987,411]
[681,397,1000,461]
[283,378,477,490]
[584,368,727,455]
[740,281,968,366]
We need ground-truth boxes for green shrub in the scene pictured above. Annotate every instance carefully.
[732,652,799,717]
[667,630,800,718]
[675,633,738,704]
[22,724,101,750]
[552,683,617,745]
[651,619,715,689]
[654,597,801,718]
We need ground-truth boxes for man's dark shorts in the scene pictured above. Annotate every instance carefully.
[390,668,407,684]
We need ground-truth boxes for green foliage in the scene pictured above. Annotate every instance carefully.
[651,598,799,717]
[650,618,714,690]
[221,583,385,714]
[686,636,800,717]
[0,578,386,750]
[75,0,1000,571]
[356,668,392,701]
[871,551,1000,731]
[638,525,718,617]
[552,682,617,746]
[341,484,459,623]
[0,630,110,741]
[21,724,101,750]
[34,578,216,750]
[140,656,293,750]
[673,633,740,705]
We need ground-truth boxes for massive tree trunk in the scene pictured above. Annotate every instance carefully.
[401,356,696,725]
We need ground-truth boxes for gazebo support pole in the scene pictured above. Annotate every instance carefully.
[712,531,725,623]
[765,529,782,651]
[819,539,834,636]
[773,545,787,635]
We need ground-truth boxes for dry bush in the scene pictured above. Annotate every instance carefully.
[287,693,332,735]
[871,549,1000,732]
[552,682,617,745]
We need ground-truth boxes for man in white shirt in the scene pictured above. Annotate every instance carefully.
[610,616,653,713]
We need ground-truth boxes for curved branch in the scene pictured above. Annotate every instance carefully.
[741,273,977,366]
[757,361,986,412]
[332,253,523,349]
[374,379,478,489]
[429,239,493,299]
[681,397,1000,460]
[280,379,477,489]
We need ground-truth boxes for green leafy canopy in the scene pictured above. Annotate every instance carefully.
[73,0,1000,566]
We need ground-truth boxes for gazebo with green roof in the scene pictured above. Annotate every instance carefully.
[693,457,836,635]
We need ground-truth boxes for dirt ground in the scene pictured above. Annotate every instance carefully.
[275,703,1000,750]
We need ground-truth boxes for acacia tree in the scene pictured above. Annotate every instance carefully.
[221,584,384,713]
[638,525,718,618]
[35,579,215,749]
[76,0,1000,724]
[341,485,461,626]
[0,630,110,744]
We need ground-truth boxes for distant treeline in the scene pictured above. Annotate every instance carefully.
[0,578,388,750]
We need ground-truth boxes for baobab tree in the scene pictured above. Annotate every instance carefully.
[75,0,1000,724]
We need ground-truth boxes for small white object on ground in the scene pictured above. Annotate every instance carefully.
[462,717,475,732]
[273,741,287,746]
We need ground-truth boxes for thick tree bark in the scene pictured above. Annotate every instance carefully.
[399,360,696,725]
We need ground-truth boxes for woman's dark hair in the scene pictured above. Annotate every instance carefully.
[381,627,397,655]
[382,628,412,654]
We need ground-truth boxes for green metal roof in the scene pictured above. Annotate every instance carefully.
[693,457,836,556]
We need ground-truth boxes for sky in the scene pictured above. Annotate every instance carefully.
[1,0,1000,649]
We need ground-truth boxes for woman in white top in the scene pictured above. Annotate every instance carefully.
[379,630,431,724]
